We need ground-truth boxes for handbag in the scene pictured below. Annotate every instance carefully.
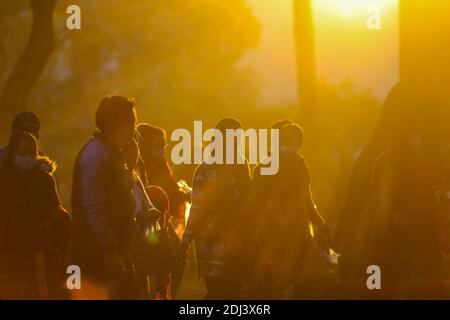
[132,220,178,276]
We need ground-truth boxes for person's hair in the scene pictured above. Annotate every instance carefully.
[11,111,40,137]
[215,117,242,136]
[4,131,38,166]
[271,119,294,130]
[95,95,136,133]
[280,124,304,148]
[136,123,166,147]
[137,123,174,182]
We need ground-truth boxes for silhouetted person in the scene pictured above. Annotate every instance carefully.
[146,186,173,300]
[137,123,190,297]
[271,119,294,130]
[69,95,139,299]
[254,124,332,299]
[251,119,294,298]
[179,118,252,299]
[370,115,447,299]
[137,124,190,226]
[122,139,159,220]
[122,139,161,299]
[0,132,69,299]
[0,112,63,211]
[0,112,42,161]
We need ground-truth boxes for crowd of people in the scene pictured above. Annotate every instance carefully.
[0,95,449,300]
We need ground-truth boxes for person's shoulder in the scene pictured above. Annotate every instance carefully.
[79,137,109,165]
[194,162,208,177]
[193,162,216,182]
[36,157,57,174]
[281,150,305,165]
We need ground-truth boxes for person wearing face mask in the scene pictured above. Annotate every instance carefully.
[0,132,69,299]
[69,95,140,300]
[370,114,447,299]
[0,112,42,162]
[0,112,63,215]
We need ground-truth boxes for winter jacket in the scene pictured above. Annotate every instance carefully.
[69,135,136,273]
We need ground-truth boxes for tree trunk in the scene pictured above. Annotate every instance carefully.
[0,0,57,137]
[399,0,450,87]
[335,0,450,298]
[292,0,316,125]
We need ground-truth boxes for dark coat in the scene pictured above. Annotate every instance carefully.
[253,151,330,284]
[69,136,136,275]
[370,149,446,297]
[0,159,62,260]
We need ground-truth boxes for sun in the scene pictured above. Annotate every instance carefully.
[338,0,362,16]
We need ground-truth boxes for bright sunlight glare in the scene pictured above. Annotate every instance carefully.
[317,0,394,17]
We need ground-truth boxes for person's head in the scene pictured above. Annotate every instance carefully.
[6,131,39,170]
[215,117,243,158]
[11,112,40,140]
[271,119,294,130]
[389,114,423,154]
[95,95,137,147]
[215,117,242,135]
[122,139,140,171]
[280,124,304,151]
[137,124,167,160]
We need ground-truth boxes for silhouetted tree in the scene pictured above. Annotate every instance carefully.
[0,0,57,137]
[293,0,316,125]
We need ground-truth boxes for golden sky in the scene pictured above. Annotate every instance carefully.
[244,0,399,105]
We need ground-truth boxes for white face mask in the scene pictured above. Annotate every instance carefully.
[14,156,37,171]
